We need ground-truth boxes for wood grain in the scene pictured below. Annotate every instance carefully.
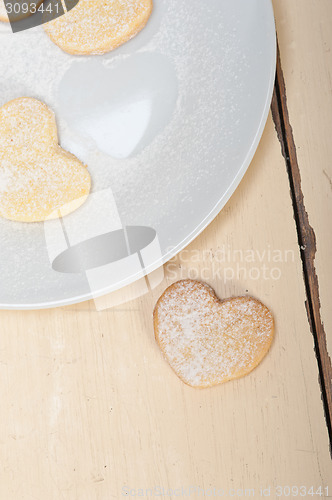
[0,115,331,498]
[1,3,332,497]
[272,0,332,446]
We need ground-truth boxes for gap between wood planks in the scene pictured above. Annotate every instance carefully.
[271,43,332,452]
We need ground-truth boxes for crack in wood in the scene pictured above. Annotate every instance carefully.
[271,43,332,453]
[323,170,332,191]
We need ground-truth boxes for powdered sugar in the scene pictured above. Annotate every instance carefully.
[0,1,8,21]
[0,0,275,306]
[44,0,153,55]
[0,97,91,222]
[154,280,274,388]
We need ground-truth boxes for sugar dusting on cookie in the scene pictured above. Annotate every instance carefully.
[0,1,8,21]
[0,0,250,299]
[154,280,274,388]
[43,0,153,55]
[0,97,91,222]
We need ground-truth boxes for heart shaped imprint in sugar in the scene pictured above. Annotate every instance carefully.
[154,280,274,388]
[0,98,91,222]
[43,0,153,55]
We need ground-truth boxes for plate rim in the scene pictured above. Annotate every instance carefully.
[0,0,277,310]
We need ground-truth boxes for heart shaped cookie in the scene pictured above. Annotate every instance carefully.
[154,280,274,388]
[0,97,91,222]
[43,0,153,55]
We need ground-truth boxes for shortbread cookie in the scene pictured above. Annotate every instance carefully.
[43,0,153,55]
[0,97,91,222]
[0,0,44,22]
[154,280,274,388]
[0,1,9,21]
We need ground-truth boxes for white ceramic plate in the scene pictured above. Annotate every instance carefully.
[0,0,276,309]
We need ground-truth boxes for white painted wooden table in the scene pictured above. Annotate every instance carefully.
[0,2,331,498]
